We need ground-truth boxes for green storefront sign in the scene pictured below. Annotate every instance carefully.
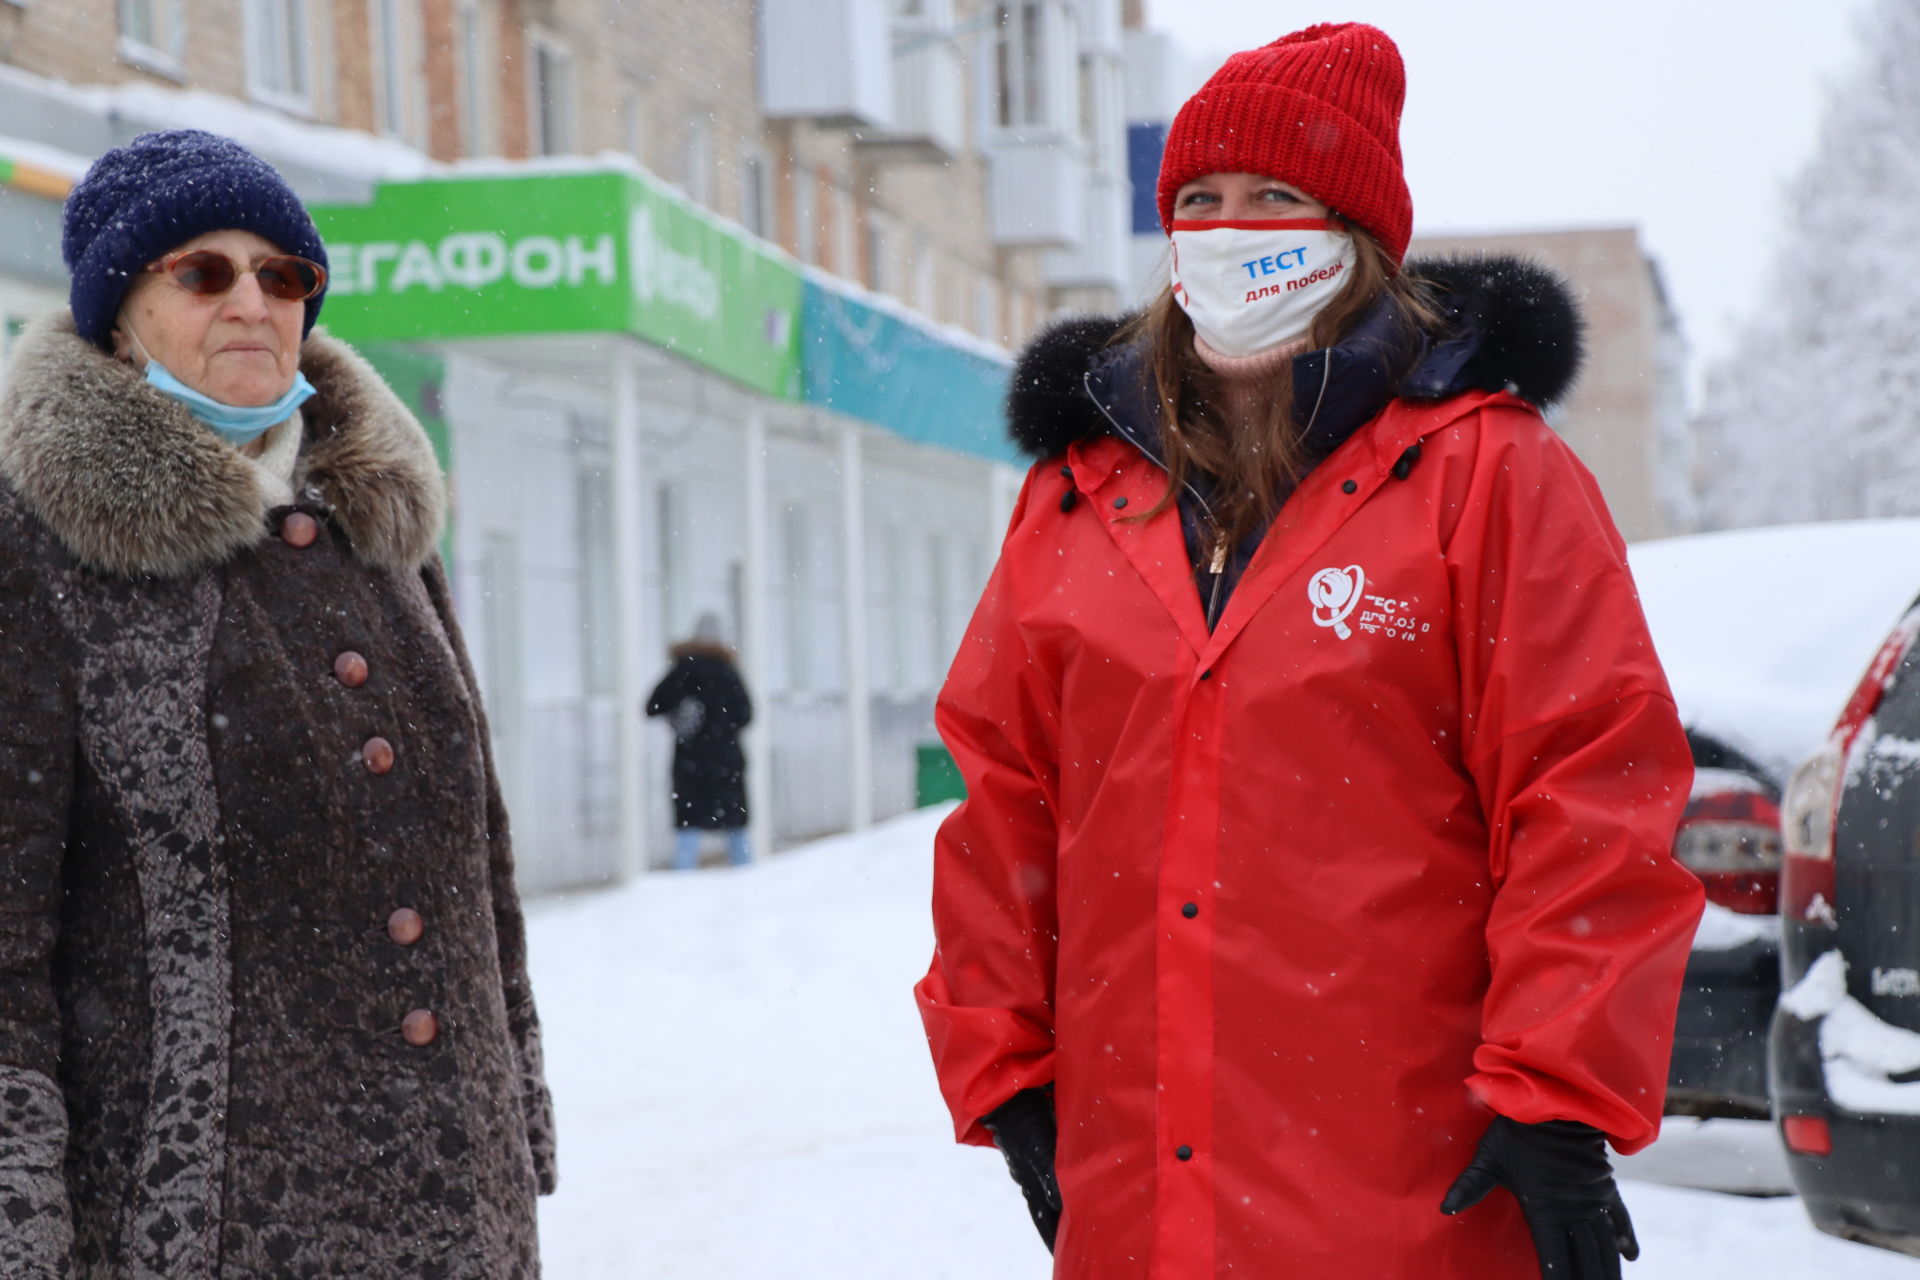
[310,171,803,399]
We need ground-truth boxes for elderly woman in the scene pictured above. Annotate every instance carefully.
[0,131,554,1276]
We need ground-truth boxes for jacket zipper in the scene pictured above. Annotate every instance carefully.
[1080,358,1333,635]
[1205,538,1228,630]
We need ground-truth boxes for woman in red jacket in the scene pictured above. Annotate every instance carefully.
[916,22,1704,1280]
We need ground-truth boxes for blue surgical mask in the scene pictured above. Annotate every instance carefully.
[130,329,315,448]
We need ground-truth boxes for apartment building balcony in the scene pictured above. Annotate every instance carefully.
[757,0,894,130]
[851,24,967,164]
[1044,169,1130,295]
[984,131,1089,250]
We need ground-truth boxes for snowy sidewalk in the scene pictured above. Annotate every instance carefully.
[527,807,1914,1278]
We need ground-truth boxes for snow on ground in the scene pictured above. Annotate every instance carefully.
[1628,518,1920,779]
[527,806,1916,1278]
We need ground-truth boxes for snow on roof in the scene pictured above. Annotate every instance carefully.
[1629,518,1920,779]
[0,61,434,183]
[0,133,92,182]
[800,263,1012,368]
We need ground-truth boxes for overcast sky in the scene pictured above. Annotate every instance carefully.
[1155,0,1874,400]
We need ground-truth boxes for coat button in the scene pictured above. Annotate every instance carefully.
[362,736,395,774]
[1341,480,1358,495]
[1182,902,1199,918]
[388,907,424,946]
[1199,669,1212,681]
[281,511,319,547]
[334,651,369,688]
[1112,496,1128,509]
[1176,1145,1194,1161]
[401,1009,439,1046]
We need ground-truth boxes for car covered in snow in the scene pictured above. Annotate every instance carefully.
[1772,596,1920,1257]
[1630,520,1920,1124]
[1665,730,1783,1119]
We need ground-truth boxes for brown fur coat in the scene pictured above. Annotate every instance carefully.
[0,314,554,1278]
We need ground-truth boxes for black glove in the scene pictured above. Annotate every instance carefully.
[982,1088,1061,1253]
[1440,1115,1639,1279]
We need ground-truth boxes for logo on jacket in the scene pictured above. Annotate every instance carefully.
[1308,566,1365,639]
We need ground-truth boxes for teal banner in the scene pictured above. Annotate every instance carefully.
[801,281,1014,465]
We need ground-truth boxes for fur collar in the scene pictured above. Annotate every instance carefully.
[1007,252,1586,461]
[0,312,446,578]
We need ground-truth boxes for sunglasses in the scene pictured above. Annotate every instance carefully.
[141,249,328,302]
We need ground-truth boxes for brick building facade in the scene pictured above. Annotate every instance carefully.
[0,0,1135,347]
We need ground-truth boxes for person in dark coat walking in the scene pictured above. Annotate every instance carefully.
[0,130,554,1278]
[646,613,754,869]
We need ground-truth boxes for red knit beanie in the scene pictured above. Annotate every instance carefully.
[1157,22,1413,264]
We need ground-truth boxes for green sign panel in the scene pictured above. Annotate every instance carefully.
[310,171,802,399]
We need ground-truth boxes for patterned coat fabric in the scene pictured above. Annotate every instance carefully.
[0,314,555,1278]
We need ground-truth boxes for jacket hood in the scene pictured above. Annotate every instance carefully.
[0,311,446,577]
[1007,253,1586,461]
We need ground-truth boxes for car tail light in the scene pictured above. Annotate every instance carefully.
[1674,790,1782,914]
[1781,615,1920,926]
[1780,745,1840,925]
[1782,1114,1833,1157]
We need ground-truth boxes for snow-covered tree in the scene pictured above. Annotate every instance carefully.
[1694,0,1920,528]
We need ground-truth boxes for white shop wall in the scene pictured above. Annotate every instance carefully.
[443,352,624,893]
[440,346,1015,878]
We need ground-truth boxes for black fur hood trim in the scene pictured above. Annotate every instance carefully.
[1005,252,1586,461]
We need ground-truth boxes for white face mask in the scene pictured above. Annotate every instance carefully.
[1169,219,1358,358]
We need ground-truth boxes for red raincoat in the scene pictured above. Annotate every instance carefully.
[916,388,1704,1278]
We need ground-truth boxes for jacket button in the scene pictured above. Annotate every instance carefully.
[1199,669,1212,681]
[1341,480,1358,495]
[362,736,395,774]
[281,511,319,547]
[334,651,369,688]
[1182,902,1199,918]
[1176,1145,1194,1161]
[401,1009,439,1046]
[1112,496,1128,509]
[388,907,424,946]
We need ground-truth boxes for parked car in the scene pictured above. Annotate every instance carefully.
[1772,600,1920,1257]
[1666,729,1782,1120]
[1630,520,1920,1123]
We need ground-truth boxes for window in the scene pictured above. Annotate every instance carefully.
[621,88,647,166]
[783,505,812,690]
[886,526,911,691]
[529,34,576,156]
[992,1,1074,133]
[371,0,421,141]
[456,0,495,155]
[657,481,683,643]
[928,532,950,676]
[864,208,891,295]
[247,0,313,110]
[579,466,618,698]
[682,112,714,207]
[911,231,935,316]
[119,0,185,74]
[790,166,818,265]
[832,185,857,280]
[740,145,772,240]
[974,274,999,343]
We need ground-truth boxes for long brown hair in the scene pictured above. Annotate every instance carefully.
[1122,222,1442,554]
